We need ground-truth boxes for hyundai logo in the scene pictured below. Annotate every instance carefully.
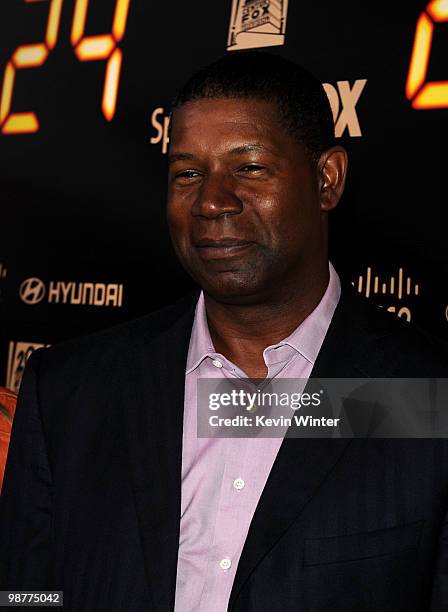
[19,277,46,305]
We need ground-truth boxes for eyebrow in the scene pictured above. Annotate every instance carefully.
[167,152,195,164]
[228,143,273,156]
[168,143,276,165]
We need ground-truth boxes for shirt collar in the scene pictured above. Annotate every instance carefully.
[186,262,341,374]
[185,291,216,374]
[267,262,341,364]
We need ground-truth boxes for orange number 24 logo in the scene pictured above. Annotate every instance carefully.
[0,0,131,134]
[406,0,448,108]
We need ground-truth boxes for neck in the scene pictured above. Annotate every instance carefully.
[204,264,330,378]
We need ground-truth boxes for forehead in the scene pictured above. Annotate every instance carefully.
[170,98,302,158]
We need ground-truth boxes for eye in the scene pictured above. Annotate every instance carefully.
[237,164,267,175]
[173,169,202,184]
[177,170,200,179]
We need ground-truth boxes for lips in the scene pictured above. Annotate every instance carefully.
[196,238,252,248]
[195,238,254,260]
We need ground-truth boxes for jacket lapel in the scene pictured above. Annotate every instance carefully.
[229,287,378,609]
[121,295,197,612]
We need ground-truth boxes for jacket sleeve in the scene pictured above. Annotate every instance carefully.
[0,349,54,589]
[431,503,448,608]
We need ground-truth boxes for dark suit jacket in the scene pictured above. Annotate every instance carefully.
[1,286,448,611]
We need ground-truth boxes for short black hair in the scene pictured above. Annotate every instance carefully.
[171,51,335,163]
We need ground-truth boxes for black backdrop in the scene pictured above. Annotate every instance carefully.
[1,0,447,392]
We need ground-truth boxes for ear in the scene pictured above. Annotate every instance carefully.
[317,146,348,211]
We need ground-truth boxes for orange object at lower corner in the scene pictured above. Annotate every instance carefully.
[0,387,17,494]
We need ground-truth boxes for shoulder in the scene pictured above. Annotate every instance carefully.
[28,289,199,384]
[18,290,199,435]
[337,286,448,376]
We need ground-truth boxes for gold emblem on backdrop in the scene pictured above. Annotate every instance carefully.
[227,0,289,51]
[6,341,49,393]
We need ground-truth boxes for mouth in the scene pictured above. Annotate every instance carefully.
[195,238,255,260]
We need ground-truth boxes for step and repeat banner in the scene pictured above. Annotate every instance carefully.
[0,0,447,392]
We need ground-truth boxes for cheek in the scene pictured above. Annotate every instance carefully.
[167,198,190,238]
[265,196,318,252]
[247,189,301,236]
[240,188,282,233]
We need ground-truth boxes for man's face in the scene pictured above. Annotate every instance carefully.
[167,98,327,304]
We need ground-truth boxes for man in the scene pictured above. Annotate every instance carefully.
[1,51,448,611]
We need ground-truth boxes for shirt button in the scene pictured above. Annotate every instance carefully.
[212,359,223,368]
[233,478,245,490]
[219,558,232,570]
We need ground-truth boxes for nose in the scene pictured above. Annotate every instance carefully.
[192,173,243,219]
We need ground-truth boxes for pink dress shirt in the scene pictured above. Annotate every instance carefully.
[174,263,341,611]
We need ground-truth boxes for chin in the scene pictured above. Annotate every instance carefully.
[199,272,268,305]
